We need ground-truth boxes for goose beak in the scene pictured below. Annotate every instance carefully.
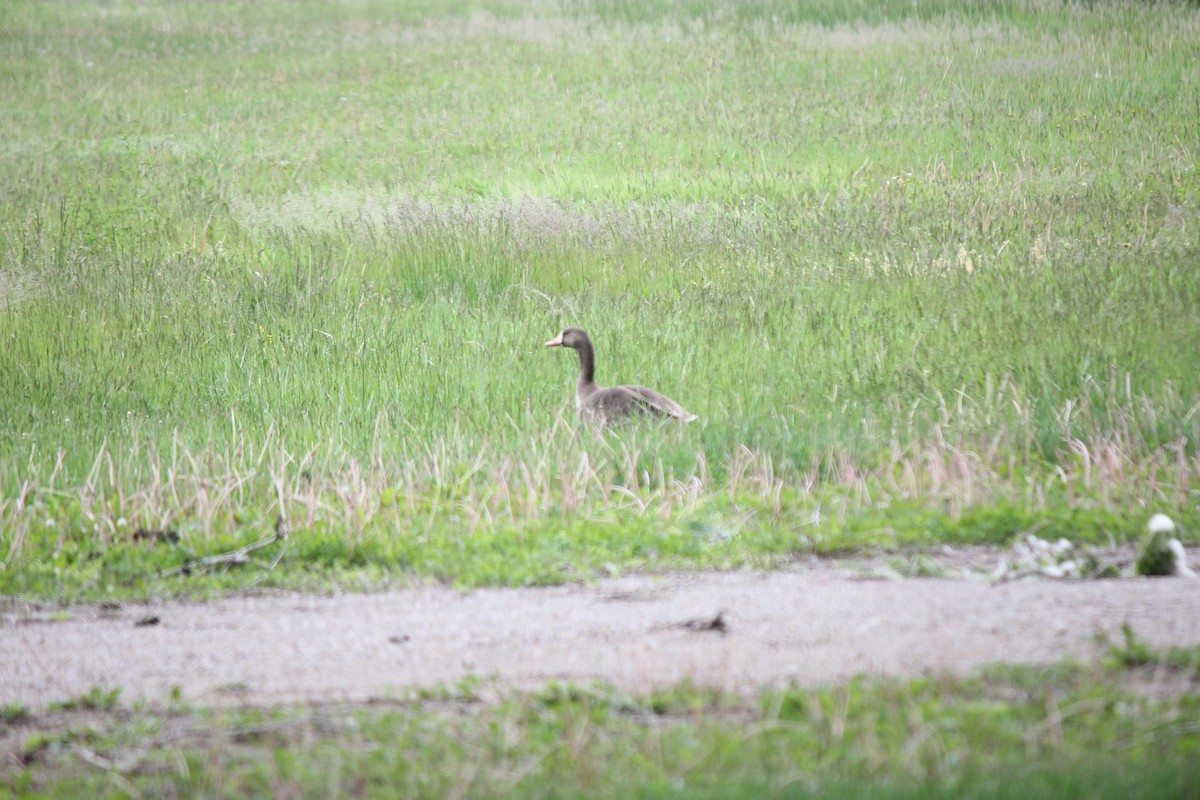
[544,332,563,347]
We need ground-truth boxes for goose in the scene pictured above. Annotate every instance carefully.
[544,327,697,423]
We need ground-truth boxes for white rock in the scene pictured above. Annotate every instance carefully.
[1166,539,1195,578]
[1148,513,1176,534]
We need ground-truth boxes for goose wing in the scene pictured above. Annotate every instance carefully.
[615,385,697,422]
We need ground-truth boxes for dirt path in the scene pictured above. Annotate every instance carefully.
[4,556,1199,709]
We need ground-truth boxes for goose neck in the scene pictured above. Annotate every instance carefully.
[575,338,596,386]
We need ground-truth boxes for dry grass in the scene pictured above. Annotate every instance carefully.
[227,190,762,252]
[3,378,1195,573]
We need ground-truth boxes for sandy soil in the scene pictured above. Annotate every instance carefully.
[4,553,1199,710]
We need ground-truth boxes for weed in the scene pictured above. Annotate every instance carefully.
[47,687,121,713]
[1,703,31,725]
[1103,625,1200,677]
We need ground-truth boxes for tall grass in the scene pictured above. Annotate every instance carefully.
[1,0,1198,585]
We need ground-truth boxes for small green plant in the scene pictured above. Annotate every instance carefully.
[2,702,31,725]
[1104,624,1165,670]
[886,554,946,578]
[1101,633,1200,693]
[48,687,122,713]
[19,732,55,766]
[644,680,729,717]
[1103,628,1200,677]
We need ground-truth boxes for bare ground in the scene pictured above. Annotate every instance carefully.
[3,551,1199,711]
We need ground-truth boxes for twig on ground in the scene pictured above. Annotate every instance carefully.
[654,611,730,636]
[74,745,149,774]
[161,516,289,578]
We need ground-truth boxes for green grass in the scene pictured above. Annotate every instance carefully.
[5,656,1199,798]
[2,0,1199,597]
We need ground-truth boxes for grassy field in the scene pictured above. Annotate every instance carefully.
[2,0,1199,597]
[3,2,1200,795]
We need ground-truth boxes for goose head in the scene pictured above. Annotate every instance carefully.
[543,327,589,349]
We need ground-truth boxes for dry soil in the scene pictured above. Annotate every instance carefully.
[4,552,1199,710]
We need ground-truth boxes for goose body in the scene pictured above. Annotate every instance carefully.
[544,327,696,423]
